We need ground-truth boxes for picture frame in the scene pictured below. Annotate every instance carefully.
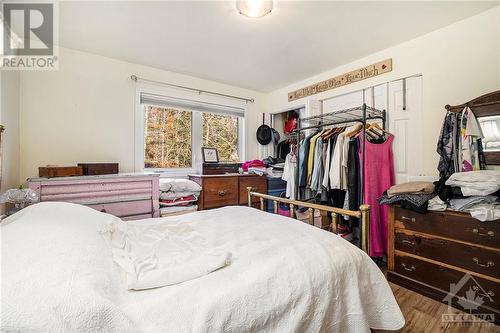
[201,147,219,163]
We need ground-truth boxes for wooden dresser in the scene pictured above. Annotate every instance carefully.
[387,206,500,324]
[28,173,160,220]
[189,174,267,210]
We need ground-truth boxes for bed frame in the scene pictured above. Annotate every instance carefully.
[246,188,371,254]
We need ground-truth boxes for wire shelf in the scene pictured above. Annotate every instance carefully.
[296,105,385,130]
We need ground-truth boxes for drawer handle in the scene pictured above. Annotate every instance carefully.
[400,216,416,222]
[472,228,494,237]
[472,285,495,298]
[218,190,227,197]
[472,257,494,268]
[401,263,416,272]
[402,239,415,246]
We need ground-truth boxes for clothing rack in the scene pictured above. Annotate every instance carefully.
[292,103,386,246]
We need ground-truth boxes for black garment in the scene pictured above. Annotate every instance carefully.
[437,112,458,177]
[347,138,360,228]
[298,133,314,187]
[434,176,464,202]
[477,138,487,170]
[276,141,291,160]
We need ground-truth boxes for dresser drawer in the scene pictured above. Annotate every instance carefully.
[87,199,152,218]
[239,176,267,204]
[394,207,500,248]
[395,230,500,278]
[394,253,500,312]
[202,177,238,209]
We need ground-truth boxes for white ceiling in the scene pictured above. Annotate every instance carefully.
[58,1,499,92]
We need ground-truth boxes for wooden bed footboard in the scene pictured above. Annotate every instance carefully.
[246,188,370,254]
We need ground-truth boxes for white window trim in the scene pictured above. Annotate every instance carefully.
[134,83,246,177]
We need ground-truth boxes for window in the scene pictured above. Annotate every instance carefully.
[202,113,240,162]
[144,106,192,168]
[138,92,245,173]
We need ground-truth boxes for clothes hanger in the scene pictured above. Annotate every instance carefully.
[345,124,363,138]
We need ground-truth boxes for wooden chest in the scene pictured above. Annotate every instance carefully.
[387,206,500,325]
[28,173,160,220]
[189,174,267,210]
[202,163,241,175]
[78,163,119,175]
[39,166,83,178]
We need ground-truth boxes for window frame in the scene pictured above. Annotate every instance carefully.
[135,86,246,177]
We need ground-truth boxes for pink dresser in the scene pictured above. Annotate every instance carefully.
[28,173,160,220]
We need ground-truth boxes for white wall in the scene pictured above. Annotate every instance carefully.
[19,47,267,182]
[0,71,21,213]
[267,6,500,176]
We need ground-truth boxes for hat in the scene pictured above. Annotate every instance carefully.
[256,124,272,145]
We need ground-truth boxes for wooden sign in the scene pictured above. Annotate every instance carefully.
[288,59,392,102]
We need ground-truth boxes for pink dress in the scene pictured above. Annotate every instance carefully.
[359,134,395,258]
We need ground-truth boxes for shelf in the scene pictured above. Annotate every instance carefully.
[295,105,385,131]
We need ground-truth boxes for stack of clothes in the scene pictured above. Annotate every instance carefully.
[379,171,500,222]
[441,171,500,221]
[263,156,285,178]
[378,181,436,214]
[242,159,266,176]
[159,178,202,217]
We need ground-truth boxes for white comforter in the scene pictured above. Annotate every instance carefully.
[1,202,405,332]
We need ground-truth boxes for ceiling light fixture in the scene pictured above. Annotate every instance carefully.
[236,0,273,18]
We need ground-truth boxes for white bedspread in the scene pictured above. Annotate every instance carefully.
[1,202,405,332]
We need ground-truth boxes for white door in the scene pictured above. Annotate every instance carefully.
[388,76,423,183]
[322,91,363,113]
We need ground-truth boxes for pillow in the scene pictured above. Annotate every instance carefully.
[159,178,202,192]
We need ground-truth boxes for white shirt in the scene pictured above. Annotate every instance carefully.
[282,153,297,200]
[329,133,345,189]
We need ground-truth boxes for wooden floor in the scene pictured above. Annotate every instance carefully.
[390,283,500,333]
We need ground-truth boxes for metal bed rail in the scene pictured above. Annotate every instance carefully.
[246,187,370,254]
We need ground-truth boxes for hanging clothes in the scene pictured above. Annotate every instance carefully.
[437,108,486,177]
[460,107,484,172]
[359,134,395,258]
[282,151,297,200]
[310,137,324,193]
[307,131,323,186]
[329,132,345,189]
[298,133,314,188]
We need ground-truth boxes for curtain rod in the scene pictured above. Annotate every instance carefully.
[130,75,254,103]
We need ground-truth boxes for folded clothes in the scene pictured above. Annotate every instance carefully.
[159,178,202,192]
[160,195,198,207]
[378,192,436,208]
[427,196,447,212]
[387,181,435,197]
[449,195,498,211]
[160,191,201,201]
[434,177,464,202]
[160,205,198,217]
[446,171,500,196]
[469,204,500,222]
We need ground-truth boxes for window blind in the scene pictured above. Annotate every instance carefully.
[140,93,245,117]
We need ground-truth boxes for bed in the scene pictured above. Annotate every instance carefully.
[1,202,405,332]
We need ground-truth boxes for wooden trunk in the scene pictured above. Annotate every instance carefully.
[78,163,119,175]
[38,166,83,178]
